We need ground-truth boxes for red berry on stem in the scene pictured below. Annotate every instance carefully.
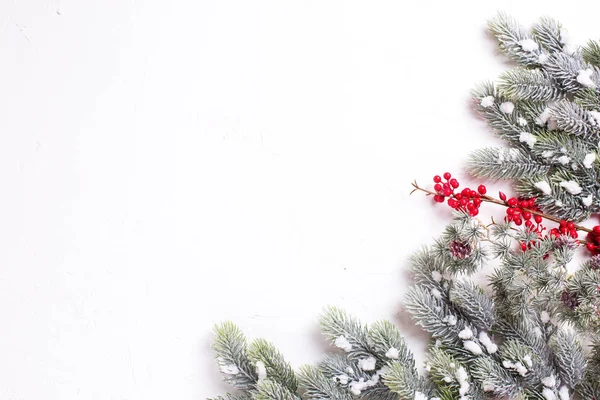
[499,192,507,201]
[534,215,543,224]
[477,185,487,195]
[433,175,442,183]
[593,226,600,235]
[443,188,453,197]
[470,208,479,216]
[567,221,575,230]
[507,198,517,207]
[514,217,522,226]
[449,178,459,188]
[448,199,458,208]
[587,243,596,252]
[434,195,444,203]
[522,211,532,220]
[521,242,527,251]
[443,172,451,180]
[434,183,442,192]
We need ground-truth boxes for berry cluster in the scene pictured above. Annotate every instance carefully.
[585,226,600,255]
[503,196,543,231]
[549,220,579,239]
[432,173,486,217]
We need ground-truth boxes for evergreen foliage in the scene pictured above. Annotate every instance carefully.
[209,14,600,400]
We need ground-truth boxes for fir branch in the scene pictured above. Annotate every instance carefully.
[545,52,592,94]
[248,338,298,392]
[298,366,352,400]
[208,394,252,400]
[488,13,541,67]
[383,361,434,400]
[319,307,373,361]
[470,356,520,398]
[467,147,550,180]
[549,329,586,388]
[213,322,259,390]
[254,379,299,400]
[449,280,495,331]
[368,320,415,367]
[531,17,564,54]
[498,69,564,102]
[550,101,600,140]
[582,39,600,68]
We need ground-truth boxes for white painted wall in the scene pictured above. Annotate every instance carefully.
[1,1,599,399]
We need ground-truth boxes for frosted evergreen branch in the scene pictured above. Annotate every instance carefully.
[254,379,299,400]
[449,281,495,331]
[472,82,537,147]
[582,40,600,67]
[319,307,373,361]
[545,52,600,94]
[298,366,353,400]
[368,320,415,367]
[467,147,550,180]
[498,69,564,102]
[405,286,465,342]
[549,330,586,388]
[470,356,520,398]
[550,101,600,140]
[575,87,600,110]
[208,394,253,400]
[488,13,541,67]
[383,361,434,400]
[531,17,564,54]
[248,338,298,392]
[213,322,259,390]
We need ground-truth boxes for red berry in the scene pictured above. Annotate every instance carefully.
[523,211,532,220]
[499,192,507,201]
[593,226,600,235]
[567,221,575,230]
[449,178,459,188]
[507,198,517,207]
[443,188,453,197]
[443,183,450,190]
[470,208,479,216]
[587,243,596,252]
[477,185,487,195]
[525,220,534,229]
[455,194,463,200]
[448,199,458,208]
[473,198,482,206]
[521,243,527,251]
[433,175,442,183]
[560,220,567,227]
[467,202,475,211]
[443,172,451,180]
[514,217,522,226]
[434,195,444,203]
[434,183,442,192]
[459,198,468,207]
[534,215,543,224]
[571,230,578,239]
[507,208,514,216]
[461,188,471,196]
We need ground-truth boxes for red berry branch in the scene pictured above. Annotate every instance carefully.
[410,172,600,255]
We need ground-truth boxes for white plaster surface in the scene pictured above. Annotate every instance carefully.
[1,1,599,399]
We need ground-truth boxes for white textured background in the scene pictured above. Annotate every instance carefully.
[1,1,600,399]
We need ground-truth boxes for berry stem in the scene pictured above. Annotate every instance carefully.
[410,181,593,234]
